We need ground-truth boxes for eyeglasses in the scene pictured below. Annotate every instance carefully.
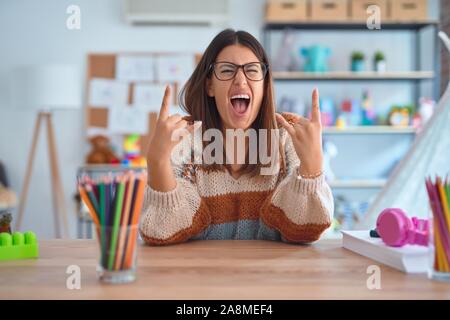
[210,61,269,81]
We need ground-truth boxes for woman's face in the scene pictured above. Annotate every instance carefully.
[207,44,265,130]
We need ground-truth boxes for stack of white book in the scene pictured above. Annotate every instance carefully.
[341,230,429,273]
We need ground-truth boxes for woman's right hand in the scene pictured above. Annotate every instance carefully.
[146,85,196,167]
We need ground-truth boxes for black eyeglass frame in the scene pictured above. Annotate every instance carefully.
[209,61,269,81]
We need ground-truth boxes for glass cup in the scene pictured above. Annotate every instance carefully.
[428,209,450,281]
[95,224,139,284]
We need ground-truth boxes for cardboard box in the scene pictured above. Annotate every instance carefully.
[390,0,428,22]
[350,0,389,21]
[310,0,349,22]
[265,0,308,23]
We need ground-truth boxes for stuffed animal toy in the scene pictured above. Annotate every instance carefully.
[86,135,119,164]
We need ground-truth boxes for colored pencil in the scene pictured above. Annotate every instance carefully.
[124,173,147,269]
[114,172,135,270]
[85,184,100,216]
[99,179,107,267]
[78,170,147,272]
[426,176,450,273]
[78,185,100,226]
[105,176,111,227]
[108,176,125,270]
[120,175,141,269]
[437,181,450,231]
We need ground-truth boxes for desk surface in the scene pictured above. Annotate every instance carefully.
[0,240,449,299]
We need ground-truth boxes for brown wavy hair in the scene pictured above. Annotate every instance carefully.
[180,29,286,178]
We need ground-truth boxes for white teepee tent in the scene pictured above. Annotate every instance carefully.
[358,32,450,229]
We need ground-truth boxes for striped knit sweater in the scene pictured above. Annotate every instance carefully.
[139,113,334,245]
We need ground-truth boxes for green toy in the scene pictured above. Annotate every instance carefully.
[0,231,39,261]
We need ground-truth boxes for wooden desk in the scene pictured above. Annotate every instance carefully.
[0,240,449,299]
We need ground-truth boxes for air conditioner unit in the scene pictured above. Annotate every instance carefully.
[123,0,230,26]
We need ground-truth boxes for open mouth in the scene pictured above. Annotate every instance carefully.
[230,94,251,116]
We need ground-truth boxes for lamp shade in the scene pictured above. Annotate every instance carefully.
[11,64,81,111]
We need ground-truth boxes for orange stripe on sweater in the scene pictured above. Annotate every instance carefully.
[139,199,211,246]
[203,190,273,224]
[261,202,331,243]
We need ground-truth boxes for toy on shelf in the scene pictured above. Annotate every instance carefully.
[0,212,12,233]
[320,97,336,127]
[86,135,120,165]
[278,96,307,115]
[273,30,299,72]
[336,100,352,128]
[122,134,146,168]
[361,90,377,125]
[301,45,331,73]
[0,231,39,261]
[413,97,435,130]
[388,105,413,127]
[341,99,361,126]
[334,195,370,230]
[278,96,296,113]
[0,161,17,210]
[335,114,347,128]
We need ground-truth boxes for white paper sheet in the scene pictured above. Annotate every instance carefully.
[108,105,148,134]
[86,126,112,137]
[116,55,155,82]
[133,83,166,112]
[88,78,129,107]
[156,54,195,83]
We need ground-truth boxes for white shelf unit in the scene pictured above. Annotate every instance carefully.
[263,21,440,237]
[273,71,435,81]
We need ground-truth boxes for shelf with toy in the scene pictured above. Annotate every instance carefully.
[314,91,434,135]
[273,71,434,81]
[323,126,416,135]
[85,133,147,168]
[78,164,146,172]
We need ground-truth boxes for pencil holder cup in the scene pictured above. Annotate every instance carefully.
[95,224,139,284]
[428,208,450,282]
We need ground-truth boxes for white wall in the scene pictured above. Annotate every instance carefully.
[0,0,441,238]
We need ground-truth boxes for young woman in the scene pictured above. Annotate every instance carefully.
[140,29,334,245]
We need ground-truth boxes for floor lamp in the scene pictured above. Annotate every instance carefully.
[12,65,81,238]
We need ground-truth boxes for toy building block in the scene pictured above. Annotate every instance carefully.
[0,231,39,261]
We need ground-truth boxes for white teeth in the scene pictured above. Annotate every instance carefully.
[231,94,250,100]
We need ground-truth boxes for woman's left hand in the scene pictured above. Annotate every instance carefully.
[276,88,323,177]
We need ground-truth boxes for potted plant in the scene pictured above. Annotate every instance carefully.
[374,51,386,72]
[351,51,365,72]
